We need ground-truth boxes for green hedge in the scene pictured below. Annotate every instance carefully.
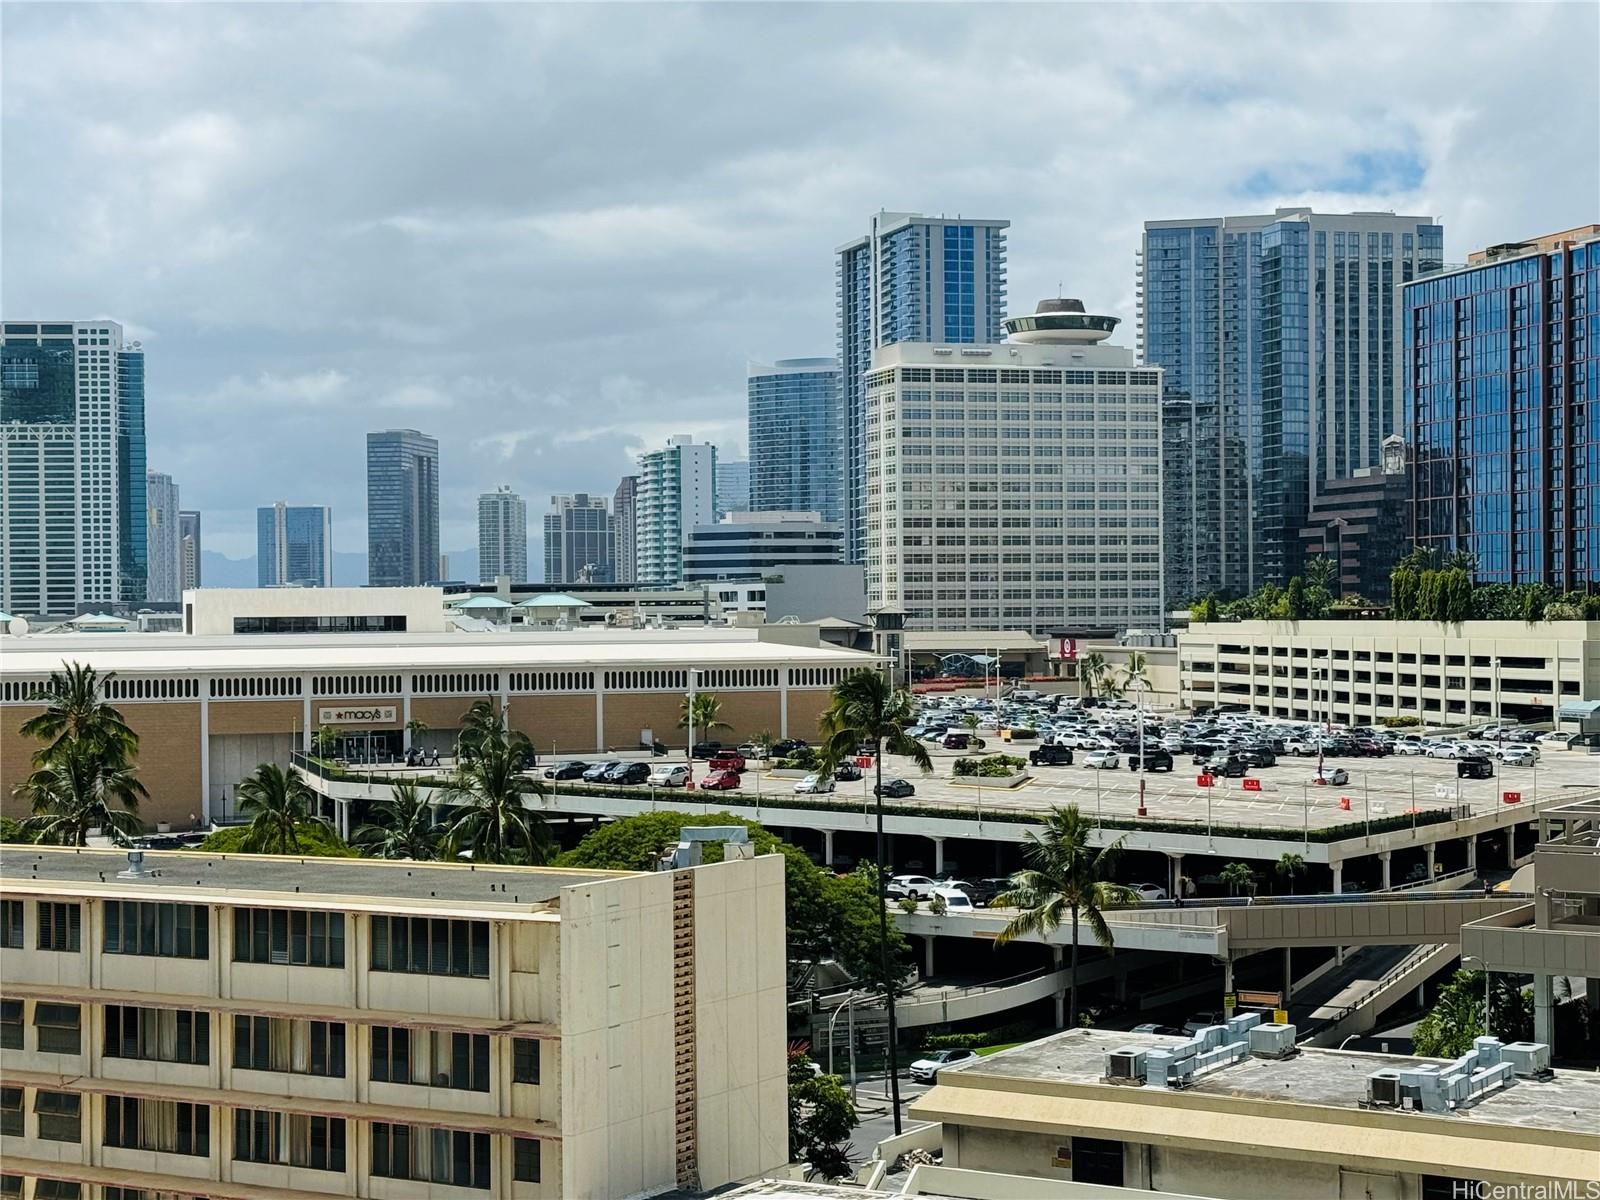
[1378,715,1422,728]
[917,1020,1038,1051]
[953,754,1027,778]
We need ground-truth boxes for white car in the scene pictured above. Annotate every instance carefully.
[1129,883,1168,903]
[793,773,835,795]
[1083,749,1121,770]
[1537,732,1580,750]
[928,886,976,913]
[1312,767,1350,786]
[646,764,690,788]
[1497,745,1539,766]
[886,874,939,900]
[1393,739,1427,756]
[1425,742,1461,759]
[1284,738,1316,756]
[909,1047,978,1083]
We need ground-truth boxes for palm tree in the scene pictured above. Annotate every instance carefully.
[235,763,317,854]
[816,669,932,1136]
[354,781,439,860]
[405,718,429,749]
[439,706,549,864]
[1220,861,1256,897]
[994,805,1137,1029]
[22,663,137,767]
[1077,652,1107,700]
[1275,852,1305,894]
[311,726,340,758]
[18,739,145,846]
[959,711,986,749]
[679,692,731,742]
[752,730,777,762]
[1118,651,1150,699]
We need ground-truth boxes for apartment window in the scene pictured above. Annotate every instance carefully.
[370,916,489,978]
[371,1123,491,1189]
[103,901,208,958]
[37,902,80,952]
[104,1005,209,1065]
[513,1037,541,1084]
[514,1136,542,1182]
[234,1109,347,1172]
[370,1026,489,1091]
[0,1001,19,1050]
[32,1184,78,1200]
[234,907,345,967]
[103,1096,210,1156]
[233,1016,346,1078]
[35,1090,81,1142]
[0,1174,19,1200]
[0,1088,20,1136]
[34,1003,81,1054]
[0,900,20,948]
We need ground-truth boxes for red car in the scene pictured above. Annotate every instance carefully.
[708,753,746,773]
[700,769,742,791]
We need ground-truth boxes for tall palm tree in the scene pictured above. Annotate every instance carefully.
[1118,651,1150,699]
[1275,852,1305,894]
[439,706,549,864]
[235,763,317,854]
[679,692,731,740]
[1220,861,1256,897]
[1077,652,1107,700]
[816,669,931,1136]
[405,718,429,749]
[994,805,1136,1028]
[354,781,439,860]
[18,739,145,846]
[22,663,137,767]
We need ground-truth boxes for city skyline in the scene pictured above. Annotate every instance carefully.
[5,4,1593,560]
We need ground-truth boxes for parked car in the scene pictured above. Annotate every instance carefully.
[700,769,742,790]
[708,752,746,773]
[1283,737,1317,756]
[1029,743,1074,767]
[736,742,765,759]
[1084,749,1121,770]
[886,875,939,900]
[928,886,976,913]
[835,761,863,782]
[1202,754,1249,778]
[1426,742,1462,759]
[582,760,619,782]
[942,732,971,750]
[772,738,809,756]
[967,878,1014,906]
[1132,749,1175,772]
[875,777,916,799]
[1311,766,1350,786]
[1457,755,1494,780]
[615,762,652,785]
[1497,745,1538,766]
[1537,731,1581,749]
[794,773,835,795]
[544,760,589,780]
[1129,883,1168,903]
[1237,747,1276,768]
[909,1047,978,1084]
[691,741,725,759]
[647,763,690,788]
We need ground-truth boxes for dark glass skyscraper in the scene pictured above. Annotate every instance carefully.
[836,212,1008,561]
[1141,208,1443,600]
[748,358,842,522]
[1407,229,1600,587]
[116,347,147,605]
[366,429,439,587]
[257,502,333,587]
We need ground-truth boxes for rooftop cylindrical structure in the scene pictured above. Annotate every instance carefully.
[1002,297,1120,345]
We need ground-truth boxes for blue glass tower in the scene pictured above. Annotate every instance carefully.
[116,347,147,605]
[747,358,842,522]
[258,502,333,587]
[837,212,1008,561]
[1407,230,1600,587]
[1142,208,1443,599]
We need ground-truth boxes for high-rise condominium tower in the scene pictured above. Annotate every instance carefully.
[866,298,1163,635]
[1140,207,1443,600]
[635,436,716,584]
[179,510,202,591]
[256,502,333,587]
[478,486,528,582]
[0,320,145,616]
[366,429,439,587]
[612,476,638,584]
[837,211,1009,560]
[544,493,613,584]
[714,459,749,520]
[748,357,843,522]
[145,471,182,602]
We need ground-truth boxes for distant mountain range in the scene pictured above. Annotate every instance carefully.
[199,548,482,588]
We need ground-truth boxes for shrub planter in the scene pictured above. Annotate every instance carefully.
[949,771,1030,790]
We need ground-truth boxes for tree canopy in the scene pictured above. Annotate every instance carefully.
[194,821,358,858]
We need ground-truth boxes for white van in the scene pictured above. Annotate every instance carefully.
[930,886,975,913]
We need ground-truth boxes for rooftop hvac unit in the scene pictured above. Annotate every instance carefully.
[1104,1047,1147,1083]
[1367,1070,1403,1108]
[1499,1041,1552,1078]
[1248,1023,1298,1059]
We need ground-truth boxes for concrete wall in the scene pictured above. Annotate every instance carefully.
[185,587,447,635]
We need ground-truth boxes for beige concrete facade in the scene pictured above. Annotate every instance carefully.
[1179,619,1600,727]
[0,629,871,829]
[0,846,788,1199]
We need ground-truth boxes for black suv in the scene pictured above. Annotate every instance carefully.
[1029,744,1074,766]
[1238,746,1277,768]
[1202,754,1250,778]
[1132,749,1175,772]
[771,738,809,757]
[692,741,726,759]
[1457,755,1494,780]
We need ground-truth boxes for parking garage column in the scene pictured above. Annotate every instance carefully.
[1167,852,1184,898]
[932,837,945,875]
[1506,831,1517,869]
[1332,861,1344,894]
[1466,835,1477,875]
[1534,971,1554,1046]
[1379,850,1392,891]
[1283,947,1293,1000]
[823,829,834,868]
[1425,842,1437,880]
[924,935,935,978]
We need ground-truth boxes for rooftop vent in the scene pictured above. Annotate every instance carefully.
[1499,1041,1553,1079]
[1367,1069,1403,1108]
[116,849,150,880]
[1248,1022,1298,1059]
[1104,1046,1147,1084]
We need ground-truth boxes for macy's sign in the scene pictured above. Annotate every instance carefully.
[318,706,397,725]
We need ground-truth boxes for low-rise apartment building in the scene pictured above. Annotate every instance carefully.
[0,846,788,1200]
[1178,618,1599,726]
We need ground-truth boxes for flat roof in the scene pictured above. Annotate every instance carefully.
[0,628,875,677]
[0,846,632,915]
[939,1028,1600,1138]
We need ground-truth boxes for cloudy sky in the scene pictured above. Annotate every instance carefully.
[5,2,1596,567]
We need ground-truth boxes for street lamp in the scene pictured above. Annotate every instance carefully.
[685,668,700,790]
[826,991,869,1098]
[1460,954,1493,1037]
